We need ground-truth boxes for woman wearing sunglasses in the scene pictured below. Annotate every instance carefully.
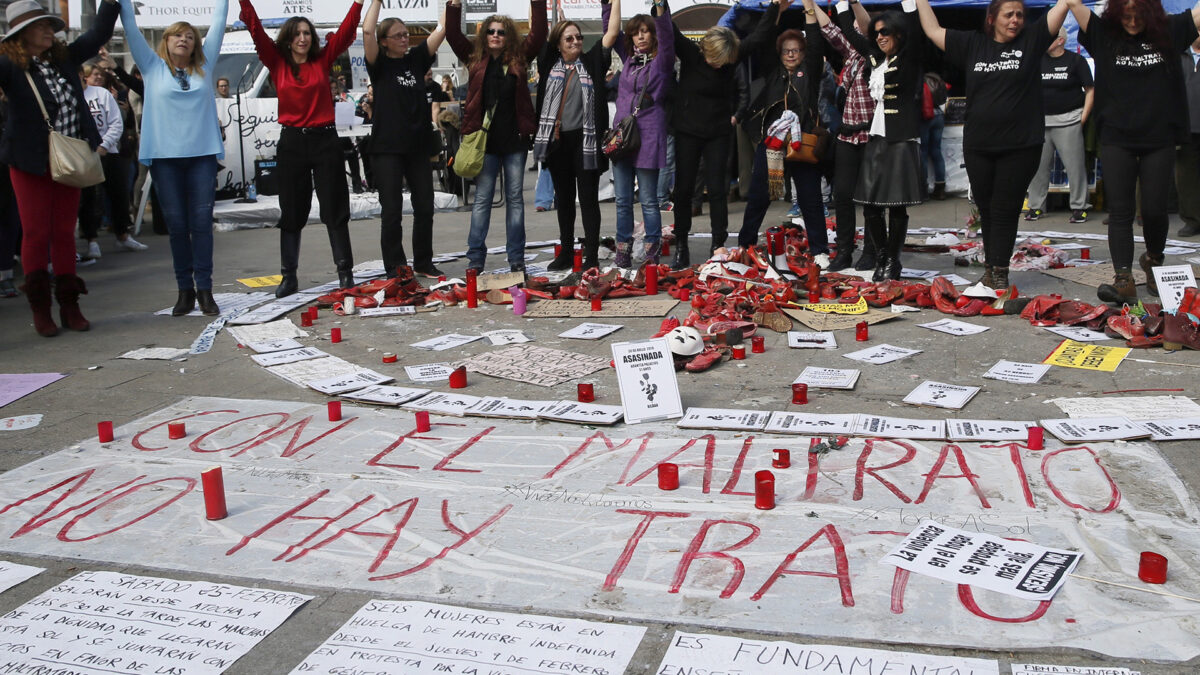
[241,0,365,298]
[363,0,447,279]
[447,0,548,274]
[534,0,621,272]
[120,0,227,316]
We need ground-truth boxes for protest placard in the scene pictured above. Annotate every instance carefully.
[1044,340,1130,372]
[678,408,771,431]
[612,338,683,424]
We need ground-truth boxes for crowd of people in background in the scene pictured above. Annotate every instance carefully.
[3,0,1200,336]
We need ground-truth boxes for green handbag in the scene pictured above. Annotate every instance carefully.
[454,104,493,179]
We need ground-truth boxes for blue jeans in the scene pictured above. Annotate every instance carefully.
[919,111,946,186]
[657,134,675,205]
[534,164,554,209]
[468,151,527,269]
[740,144,827,253]
[150,155,218,290]
[612,160,661,244]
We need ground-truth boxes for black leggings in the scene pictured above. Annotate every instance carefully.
[1099,143,1173,270]
[546,128,602,254]
[673,131,731,246]
[832,138,866,252]
[964,145,1041,267]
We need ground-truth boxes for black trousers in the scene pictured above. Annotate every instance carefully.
[79,153,132,240]
[832,138,866,252]
[373,150,436,273]
[546,128,601,252]
[276,127,350,235]
[1100,143,1173,270]
[673,131,731,247]
[964,145,1041,267]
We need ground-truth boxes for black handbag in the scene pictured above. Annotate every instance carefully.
[601,64,649,160]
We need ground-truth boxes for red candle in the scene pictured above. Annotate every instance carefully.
[1139,551,1168,584]
[658,463,679,490]
[661,239,670,255]
[97,421,114,443]
[755,470,775,510]
[681,289,691,301]
[382,352,398,363]
[573,249,583,272]
[327,400,342,422]
[577,383,595,402]
[449,366,468,388]
[855,321,869,341]
[300,313,313,327]
[772,449,791,468]
[1081,248,1090,260]
[308,306,318,320]
[591,296,602,312]
[644,265,658,295]
[751,335,765,353]
[466,269,478,308]
[168,422,186,439]
[330,327,342,343]
[1027,426,1044,450]
[791,382,808,405]
[732,345,746,360]
[415,410,431,433]
[201,466,227,520]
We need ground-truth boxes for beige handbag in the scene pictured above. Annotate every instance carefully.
[25,71,104,188]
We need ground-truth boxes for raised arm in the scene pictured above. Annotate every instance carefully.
[118,0,156,69]
[602,0,621,49]
[201,0,229,74]
[849,0,870,34]
[445,0,473,62]
[740,1,781,62]
[239,0,283,69]
[652,0,674,74]
[364,0,382,65]
[915,0,946,51]
[1045,0,1070,37]
[68,0,119,65]
[324,0,366,61]
[1065,0,1090,32]
[426,4,448,55]
[804,0,831,29]
[523,0,549,60]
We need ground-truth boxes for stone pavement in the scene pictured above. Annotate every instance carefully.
[0,186,1197,674]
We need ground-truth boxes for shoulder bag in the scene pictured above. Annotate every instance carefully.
[601,63,649,161]
[25,71,104,188]
[454,103,493,179]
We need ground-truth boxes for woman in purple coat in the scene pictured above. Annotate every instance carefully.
[612,0,674,268]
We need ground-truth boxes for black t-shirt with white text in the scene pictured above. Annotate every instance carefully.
[366,45,436,154]
[944,15,1055,151]
[1041,51,1093,115]
[1079,11,1198,148]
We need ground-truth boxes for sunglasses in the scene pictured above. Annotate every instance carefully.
[563,35,582,43]
[876,27,893,37]
[487,28,506,36]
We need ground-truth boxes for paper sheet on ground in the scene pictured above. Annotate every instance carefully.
[454,344,609,387]
[0,560,41,593]
[403,392,484,416]
[118,347,190,360]
[984,360,1051,384]
[1043,325,1111,342]
[882,521,1081,601]
[411,333,483,351]
[1041,265,1147,287]
[292,599,645,675]
[794,367,860,390]
[1151,264,1196,312]
[919,318,989,336]
[306,369,393,395]
[1040,417,1151,441]
[264,356,381,389]
[522,298,679,318]
[250,346,327,367]
[0,570,309,675]
[658,632,998,675]
[1137,417,1200,441]
[340,384,430,406]
[1048,395,1200,420]
[844,343,922,365]
[537,400,624,424]
[0,414,42,431]
[405,363,455,383]
[854,415,946,439]
[243,338,304,353]
[904,381,980,409]
[947,420,1038,441]
[787,331,837,349]
[477,270,526,291]
[678,407,770,431]
[467,397,556,419]
[483,329,531,345]
[1044,340,1130,372]
[227,292,321,325]
[359,305,417,317]
[784,306,899,331]
[154,291,272,317]
[764,411,858,435]
[559,322,623,340]
[0,373,65,408]
[226,318,308,344]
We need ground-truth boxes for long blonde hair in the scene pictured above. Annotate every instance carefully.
[155,21,205,77]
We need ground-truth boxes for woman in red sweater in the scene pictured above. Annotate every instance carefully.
[241,0,364,297]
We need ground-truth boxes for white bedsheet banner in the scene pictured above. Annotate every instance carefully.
[0,397,1197,660]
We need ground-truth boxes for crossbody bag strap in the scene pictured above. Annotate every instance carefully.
[24,70,54,131]
[630,61,651,117]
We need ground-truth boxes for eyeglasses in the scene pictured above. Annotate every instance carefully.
[487,28,506,36]
[563,35,582,43]
[782,48,801,55]
[386,32,409,40]
[876,27,893,37]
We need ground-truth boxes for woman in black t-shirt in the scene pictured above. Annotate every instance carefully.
[364,0,447,278]
[1068,0,1200,304]
[916,0,1069,291]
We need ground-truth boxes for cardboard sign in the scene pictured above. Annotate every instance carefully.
[1040,417,1151,442]
[784,306,899,331]
[1040,265,1147,288]
[483,329,532,345]
[307,370,393,395]
[946,420,1039,441]
[903,381,981,410]
[844,344,923,365]
[477,270,527,292]
[1048,395,1200,420]
[611,338,683,425]
[984,360,1051,384]
[793,296,868,315]
[794,367,860,390]
[403,392,485,417]
[466,397,556,419]
[678,408,771,431]
[251,346,327,367]
[1134,417,1200,441]
[455,345,610,387]
[523,298,679,318]
[1044,340,1131,372]
[1151,264,1196,312]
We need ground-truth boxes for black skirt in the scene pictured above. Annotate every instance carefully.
[854,137,922,207]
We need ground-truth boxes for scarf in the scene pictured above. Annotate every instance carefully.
[764,110,800,199]
[533,58,596,169]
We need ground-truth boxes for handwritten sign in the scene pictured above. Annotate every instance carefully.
[903,381,981,410]
[844,344,922,365]
[238,275,283,288]
[612,338,683,425]
[226,319,307,345]
[658,632,999,675]
[454,345,609,387]
[1011,665,1137,675]
[1044,340,1130,372]
[405,363,455,383]
[678,408,770,431]
[1048,395,1200,421]
[784,306,899,331]
[0,570,309,674]
[984,360,1051,384]
[793,296,868,314]
[359,305,418,317]
[523,298,679,318]
[293,599,644,674]
[787,331,837,349]
[882,521,1082,600]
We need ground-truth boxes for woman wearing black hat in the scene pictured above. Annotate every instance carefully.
[0,0,120,337]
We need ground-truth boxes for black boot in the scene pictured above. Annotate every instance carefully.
[671,234,690,270]
[864,208,888,282]
[196,289,220,316]
[931,182,946,201]
[328,226,355,289]
[172,289,196,316]
[276,229,301,298]
[582,223,600,270]
[854,234,877,271]
[710,226,728,255]
[827,247,854,272]
[885,210,909,281]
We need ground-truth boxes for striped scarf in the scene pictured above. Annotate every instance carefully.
[533,58,596,169]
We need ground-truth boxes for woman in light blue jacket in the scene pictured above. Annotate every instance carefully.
[120,0,227,316]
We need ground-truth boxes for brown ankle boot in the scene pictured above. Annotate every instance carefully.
[992,266,1010,291]
[1139,251,1165,297]
[20,270,57,337]
[980,265,995,289]
[1097,268,1138,305]
[54,274,90,332]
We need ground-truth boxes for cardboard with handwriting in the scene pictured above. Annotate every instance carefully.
[611,338,683,424]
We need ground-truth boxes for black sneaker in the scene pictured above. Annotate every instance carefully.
[510,264,526,274]
[1069,209,1088,223]
[1024,209,1042,221]
[413,265,444,279]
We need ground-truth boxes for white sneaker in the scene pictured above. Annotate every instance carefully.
[813,253,831,270]
[86,241,102,259]
[116,236,148,252]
